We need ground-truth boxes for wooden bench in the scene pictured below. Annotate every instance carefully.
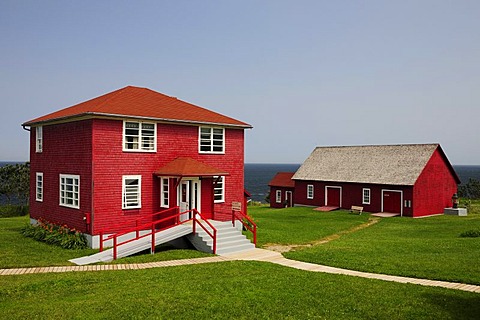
[350,205,364,215]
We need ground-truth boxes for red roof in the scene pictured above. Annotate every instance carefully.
[268,172,295,188]
[23,86,251,128]
[155,157,229,177]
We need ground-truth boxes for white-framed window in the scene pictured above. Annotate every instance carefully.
[362,188,371,205]
[404,200,411,208]
[161,178,169,208]
[123,121,156,152]
[275,190,282,203]
[36,172,43,202]
[59,174,80,209]
[307,184,314,199]
[199,127,225,154]
[122,175,141,209]
[214,176,225,203]
[36,126,43,153]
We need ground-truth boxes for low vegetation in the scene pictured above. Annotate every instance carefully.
[248,205,480,285]
[1,206,479,319]
[2,262,480,319]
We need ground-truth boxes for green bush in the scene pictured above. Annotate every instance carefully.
[0,205,29,218]
[21,218,88,249]
[460,229,480,238]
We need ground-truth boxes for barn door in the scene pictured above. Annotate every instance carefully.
[382,190,402,214]
[326,187,341,207]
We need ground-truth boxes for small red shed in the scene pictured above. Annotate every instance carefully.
[22,86,252,247]
[292,144,460,217]
[268,172,295,208]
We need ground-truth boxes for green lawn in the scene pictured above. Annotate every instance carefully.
[1,210,480,319]
[1,261,479,319]
[248,206,370,246]
[248,205,480,285]
[0,216,210,268]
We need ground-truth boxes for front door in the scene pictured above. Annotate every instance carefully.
[383,190,402,214]
[326,187,341,207]
[178,179,201,222]
[285,191,293,207]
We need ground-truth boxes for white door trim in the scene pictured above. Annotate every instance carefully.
[325,186,342,207]
[381,189,403,216]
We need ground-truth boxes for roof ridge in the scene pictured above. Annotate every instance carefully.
[314,143,440,149]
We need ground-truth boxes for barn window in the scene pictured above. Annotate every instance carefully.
[307,185,314,199]
[122,175,141,209]
[123,121,156,152]
[36,126,43,153]
[404,200,411,208]
[276,190,282,203]
[362,188,371,205]
[161,178,169,208]
[60,174,80,209]
[36,172,43,202]
[199,127,224,154]
[214,176,225,203]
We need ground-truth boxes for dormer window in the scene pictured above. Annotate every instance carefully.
[123,121,156,152]
[36,126,43,153]
[199,127,224,154]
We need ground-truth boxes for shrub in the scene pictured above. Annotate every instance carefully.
[460,229,480,238]
[21,218,88,249]
[0,205,29,218]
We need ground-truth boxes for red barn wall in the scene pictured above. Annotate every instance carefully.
[413,148,458,217]
[29,120,93,233]
[269,186,294,208]
[293,180,414,216]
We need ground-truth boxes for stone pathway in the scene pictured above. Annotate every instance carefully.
[2,249,479,294]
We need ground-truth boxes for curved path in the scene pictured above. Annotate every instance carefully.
[1,248,479,294]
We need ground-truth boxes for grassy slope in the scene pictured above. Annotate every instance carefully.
[1,262,480,320]
[249,206,370,246]
[248,205,480,285]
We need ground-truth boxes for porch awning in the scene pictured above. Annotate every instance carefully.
[154,157,230,178]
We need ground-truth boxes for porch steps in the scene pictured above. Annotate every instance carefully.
[188,220,255,255]
[69,224,193,265]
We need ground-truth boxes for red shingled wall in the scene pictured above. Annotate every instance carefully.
[29,118,245,235]
[29,120,93,233]
[413,148,458,217]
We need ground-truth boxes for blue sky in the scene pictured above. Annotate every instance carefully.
[1,1,479,164]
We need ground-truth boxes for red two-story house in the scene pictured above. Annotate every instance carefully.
[22,86,252,248]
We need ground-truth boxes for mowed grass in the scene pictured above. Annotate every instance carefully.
[2,261,480,320]
[0,216,210,268]
[249,206,370,246]
[248,206,480,285]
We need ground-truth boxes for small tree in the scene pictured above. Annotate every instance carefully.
[458,178,480,199]
[0,163,30,205]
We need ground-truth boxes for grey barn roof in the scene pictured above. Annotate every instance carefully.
[292,144,442,186]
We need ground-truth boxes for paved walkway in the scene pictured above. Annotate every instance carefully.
[2,248,479,294]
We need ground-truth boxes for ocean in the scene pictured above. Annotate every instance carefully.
[1,162,479,204]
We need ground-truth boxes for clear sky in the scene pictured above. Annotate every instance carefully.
[1,1,479,164]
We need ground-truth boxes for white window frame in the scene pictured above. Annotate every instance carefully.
[123,121,157,152]
[307,184,314,199]
[122,175,142,209]
[199,127,225,154]
[275,190,282,203]
[214,176,225,203]
[36,126,43,153]
[160,177,169,208]
[362,188,371,205]
[36,172,43,202]
[59,174,80,209]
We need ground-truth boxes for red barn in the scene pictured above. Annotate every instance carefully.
[268,172,295,208]
[291,144,460,217]
[22,86,252,248]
